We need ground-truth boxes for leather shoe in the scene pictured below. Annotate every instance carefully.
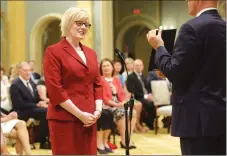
[105,146,113,153]
[40,142,51,149]
[97,148,108,154]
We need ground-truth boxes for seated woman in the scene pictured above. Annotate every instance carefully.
[122,57,134,82]
[37,84,50,104]
[100,58,137,149]
[1,112,31,155]
[1,67,12,113]
[97,109,114,154]
[113,60,124,87]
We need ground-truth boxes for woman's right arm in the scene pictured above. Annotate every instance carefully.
[43,47,91,120]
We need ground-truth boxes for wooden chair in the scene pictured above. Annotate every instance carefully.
[154,105,172,134]
[151,80,172,134]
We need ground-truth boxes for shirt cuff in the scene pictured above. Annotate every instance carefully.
[144,94,148,99]
[95,99,103,112]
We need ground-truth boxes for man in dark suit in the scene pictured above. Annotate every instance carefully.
[10,62,50,149]
[147,0,226,155]
[126,59,156,129]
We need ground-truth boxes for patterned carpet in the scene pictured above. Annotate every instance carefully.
[8,128,181,155]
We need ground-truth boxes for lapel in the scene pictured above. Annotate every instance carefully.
[132,72,147,89]
[132,72,141,85]
[18,78,35,100]
[61,37,89,69]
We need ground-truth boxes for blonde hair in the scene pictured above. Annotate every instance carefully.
[60,7,90,36]
[125,57,134,64]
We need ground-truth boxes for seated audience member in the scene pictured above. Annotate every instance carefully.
[28,60,41,83]
[1,68,13,113]
[97,109,114,154]
[122,58,134,82]
[1,130,10,155]
[9,62,50,149]
[1,111,31,155]
[123,86,148,133]
[1,66,10,88]
[113,60,124,87]
[126,59,156,130]
[8,64,18,83]
[37,85,50,104]
[100,58,136,149]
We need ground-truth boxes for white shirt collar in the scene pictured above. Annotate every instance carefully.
[196,8,217,17]
[134,71,142,77]
[104,77,113,82]
[19,76,29,86]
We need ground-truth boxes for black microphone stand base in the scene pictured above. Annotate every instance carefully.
[124,101,130,155]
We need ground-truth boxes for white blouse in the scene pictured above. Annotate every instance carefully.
[76,49,86,64]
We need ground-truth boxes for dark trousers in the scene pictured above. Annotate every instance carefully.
[139,99,156,129]
[180,134,226,155]
[19,107,49,144]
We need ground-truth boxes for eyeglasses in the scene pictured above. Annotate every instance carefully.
[74,21,91,28]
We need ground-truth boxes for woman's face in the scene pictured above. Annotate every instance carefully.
[69,19,91,40]
[126,61,134,71]
[114,62,122,74]
[102,61,113,77]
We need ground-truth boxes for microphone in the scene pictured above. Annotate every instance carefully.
[114,48,133,120]
[115,48,133,155]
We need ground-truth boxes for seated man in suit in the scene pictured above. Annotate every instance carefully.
[126,59,156,129]
[9,62,50,149]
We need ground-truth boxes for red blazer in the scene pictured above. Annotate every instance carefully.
[43,37,103,121]
[101,76,124,105]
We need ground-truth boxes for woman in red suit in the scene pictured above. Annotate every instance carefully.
[43,7,103,155]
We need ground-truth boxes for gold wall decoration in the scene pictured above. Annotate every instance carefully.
[1,11,9,70]
[7,1,26,66]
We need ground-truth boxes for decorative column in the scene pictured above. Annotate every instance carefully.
[76,1,94,49]
[100,1,114,60]
[7,1,26,65]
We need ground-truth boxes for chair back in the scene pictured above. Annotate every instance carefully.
[151,80,170,106]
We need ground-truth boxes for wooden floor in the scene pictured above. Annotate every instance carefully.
[8,128,181,155]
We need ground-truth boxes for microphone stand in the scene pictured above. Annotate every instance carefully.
[115,50,134,155]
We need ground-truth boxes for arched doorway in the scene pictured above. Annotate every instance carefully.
[42,20,61,56]
[122,25,152,76]
[115,15,158,76]
[30,13,62,73]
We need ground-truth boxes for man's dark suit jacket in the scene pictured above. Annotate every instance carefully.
[126,72,151,100]
[10,77,40,113]
[155,10,226,137]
